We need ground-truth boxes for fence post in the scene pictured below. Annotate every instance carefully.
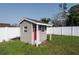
[50,27,52,40]
[53,27,54,35]
[71,26,73,36]
[60,26,62,36]
[50,34,52,40]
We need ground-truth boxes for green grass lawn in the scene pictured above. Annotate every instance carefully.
[0,35,79,55]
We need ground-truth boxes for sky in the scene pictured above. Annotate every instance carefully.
[0,3,75,24]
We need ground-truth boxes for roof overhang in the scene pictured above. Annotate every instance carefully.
[19,17,53,27]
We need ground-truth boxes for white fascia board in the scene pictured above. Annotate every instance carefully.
[37,23,52,26]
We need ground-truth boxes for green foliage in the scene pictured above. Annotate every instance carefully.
[66,4,79,26]
[40,18,51,23]
[0,36,79,55]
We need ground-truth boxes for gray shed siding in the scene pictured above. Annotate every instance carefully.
[20,21,33,44]
[39,28,47,42]
[20,20,47,45]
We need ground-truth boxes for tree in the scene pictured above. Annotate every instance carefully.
[11,23,19,27]
[52,19,63,27]
[59,3,67,18]
[51,3,68,27]
[58,3,68,26]
[51,14,62,26]
[40,18,51,23]
[66,4,79,26]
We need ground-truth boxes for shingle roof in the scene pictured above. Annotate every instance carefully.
[19,17,52,26]
[23,17,49,24]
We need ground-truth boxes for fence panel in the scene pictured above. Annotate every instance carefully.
[47,26,79,36]
[53,27,61,35]
[73,26,79,36]
[0,27,20,42]
[62,27,72,36]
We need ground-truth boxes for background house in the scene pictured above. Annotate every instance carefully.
[0,23,19,27]
[0,23,11,27]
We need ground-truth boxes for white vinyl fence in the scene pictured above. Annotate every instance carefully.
[0,27,20,42]
[47,26,79,36]
[0,26,79,42]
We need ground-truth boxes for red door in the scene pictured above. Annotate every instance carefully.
[34,31,36,41]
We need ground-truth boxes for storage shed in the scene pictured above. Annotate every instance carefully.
[19,17,52,47]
